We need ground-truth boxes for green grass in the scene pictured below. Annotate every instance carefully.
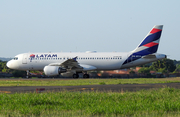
[0,77,180,86]
[1,88,180,116]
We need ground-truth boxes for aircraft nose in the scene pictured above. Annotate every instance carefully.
[6,61,12,68]
[6,60,18,69]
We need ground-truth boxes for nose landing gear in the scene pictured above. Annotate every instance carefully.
[26,70,29,78]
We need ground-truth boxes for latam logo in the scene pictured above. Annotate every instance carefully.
[30,54,35,58]
[30,54,57,58]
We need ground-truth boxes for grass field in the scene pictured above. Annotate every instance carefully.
[0,87,180,117]
[0,77,180,86]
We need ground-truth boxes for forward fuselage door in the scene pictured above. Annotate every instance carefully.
[22,54,28,64]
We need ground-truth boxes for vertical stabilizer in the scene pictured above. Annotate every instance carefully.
[133,25,163,55]
[123,25,163,65]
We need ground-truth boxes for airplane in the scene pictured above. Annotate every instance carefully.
[6,25,166,78]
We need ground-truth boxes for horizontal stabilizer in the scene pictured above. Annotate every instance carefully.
[142,54,156,59]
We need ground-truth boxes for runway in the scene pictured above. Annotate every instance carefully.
[0,83,180,94]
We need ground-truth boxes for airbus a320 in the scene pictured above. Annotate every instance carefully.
[7,25,166,78]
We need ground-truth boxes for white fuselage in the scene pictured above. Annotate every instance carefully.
[6,52,166,71]
[6,25,166,78]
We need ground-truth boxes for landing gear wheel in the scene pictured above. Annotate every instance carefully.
[83,74,89,78]
[73,74,79,79]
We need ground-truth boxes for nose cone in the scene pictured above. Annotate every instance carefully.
[6,60,19,69]
[6,61,11,68]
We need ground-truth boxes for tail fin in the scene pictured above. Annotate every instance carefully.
[123,25,163,65]
[132,25,163,55]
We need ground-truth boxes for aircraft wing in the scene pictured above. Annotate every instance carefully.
[48,57,82,70]
[48,56,96,71]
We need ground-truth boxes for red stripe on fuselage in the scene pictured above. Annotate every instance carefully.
[143,42,158,47]
[150,28,162,34]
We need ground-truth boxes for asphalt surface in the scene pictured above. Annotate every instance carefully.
[0,83,180,94]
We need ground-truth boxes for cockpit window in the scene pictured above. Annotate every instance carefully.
[13,57,18,60]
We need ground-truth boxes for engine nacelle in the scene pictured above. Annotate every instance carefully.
[44,66,67,76]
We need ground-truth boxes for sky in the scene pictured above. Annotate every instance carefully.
[0,0,180,60]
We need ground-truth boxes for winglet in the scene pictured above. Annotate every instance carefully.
[72,56,78,61]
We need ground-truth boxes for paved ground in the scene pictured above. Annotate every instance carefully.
[0,83,180,94]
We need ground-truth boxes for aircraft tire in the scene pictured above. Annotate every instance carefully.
[73,74,79,79]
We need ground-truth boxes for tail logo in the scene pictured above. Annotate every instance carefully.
[143,42,158,48]
[150,28,162,34]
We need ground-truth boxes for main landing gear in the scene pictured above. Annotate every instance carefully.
[83,71,89,78]
[83,74,89,78]
[72,73,90,79]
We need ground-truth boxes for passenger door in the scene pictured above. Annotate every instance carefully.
[22,54,28,64]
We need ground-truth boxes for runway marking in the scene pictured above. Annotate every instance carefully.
[0,91,11,94]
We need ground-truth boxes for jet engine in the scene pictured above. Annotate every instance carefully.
[44,66,67,76]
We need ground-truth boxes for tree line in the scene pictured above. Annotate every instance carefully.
[132,58,180,77]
